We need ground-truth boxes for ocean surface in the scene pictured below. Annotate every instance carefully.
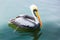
[0,0,60,40]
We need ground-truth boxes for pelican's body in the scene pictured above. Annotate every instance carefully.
[9,4,42,30]
[9,14,40,29]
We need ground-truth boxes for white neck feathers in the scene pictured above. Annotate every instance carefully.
[30,4,39,24]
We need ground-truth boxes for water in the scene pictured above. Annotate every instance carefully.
[0,0,60,40]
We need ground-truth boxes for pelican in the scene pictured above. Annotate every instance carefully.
[9,4,42,30]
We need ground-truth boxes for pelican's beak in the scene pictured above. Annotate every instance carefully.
[35,11,42,27]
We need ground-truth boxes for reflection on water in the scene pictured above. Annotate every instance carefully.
[8,23,42,40]
[32,30,42,40]
[8,22,43,40]
[16,27,42,40]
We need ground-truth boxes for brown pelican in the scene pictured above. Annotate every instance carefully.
[9,4,42,30]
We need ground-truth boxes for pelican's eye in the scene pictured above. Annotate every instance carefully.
[33,9,38,17]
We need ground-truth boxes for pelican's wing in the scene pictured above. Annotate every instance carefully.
[15,17,35,27]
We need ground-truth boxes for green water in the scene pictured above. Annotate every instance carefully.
[0,0,60,40]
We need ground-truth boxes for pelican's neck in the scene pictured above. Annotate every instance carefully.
[32,12,39,24]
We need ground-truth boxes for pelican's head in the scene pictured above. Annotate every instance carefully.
[30,4,38,17]
[30,4,42,27]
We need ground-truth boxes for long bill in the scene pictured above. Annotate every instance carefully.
[35,11,42,27]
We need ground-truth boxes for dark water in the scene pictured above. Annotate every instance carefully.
[0,0,60,40]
